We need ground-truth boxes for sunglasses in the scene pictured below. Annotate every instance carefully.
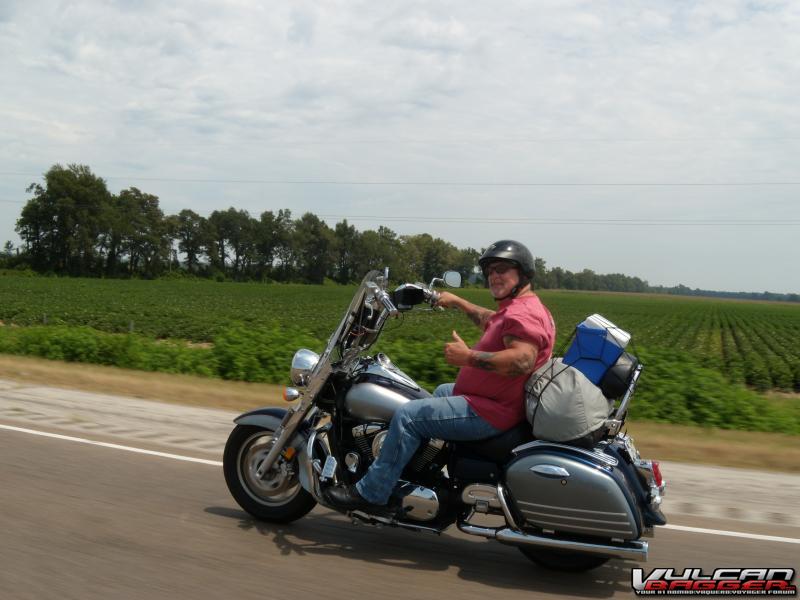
[484,262,516,276]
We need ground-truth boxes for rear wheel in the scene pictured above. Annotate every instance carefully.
[223,424,316,523]
[518,547,609,572]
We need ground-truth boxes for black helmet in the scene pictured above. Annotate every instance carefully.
[478,240,535,279]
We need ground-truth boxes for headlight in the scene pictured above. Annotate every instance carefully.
[291,348,320,386]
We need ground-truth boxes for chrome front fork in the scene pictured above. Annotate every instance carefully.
[254,406,308,479]
[255,363,332,479]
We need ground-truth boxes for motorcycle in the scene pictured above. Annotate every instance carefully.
[223,269,667,572]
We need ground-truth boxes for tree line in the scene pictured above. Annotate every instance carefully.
[6,164,482,284]
[3,163,797,301]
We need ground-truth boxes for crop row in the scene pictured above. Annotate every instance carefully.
[1,275,799,393]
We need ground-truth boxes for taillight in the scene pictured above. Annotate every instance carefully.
[651,461,663,488]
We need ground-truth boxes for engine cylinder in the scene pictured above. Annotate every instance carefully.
[345,382,414,422]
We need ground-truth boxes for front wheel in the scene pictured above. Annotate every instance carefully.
[223,424,316,523]
[518,547,609,572]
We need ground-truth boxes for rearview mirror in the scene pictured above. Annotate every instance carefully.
[443,271,461,288]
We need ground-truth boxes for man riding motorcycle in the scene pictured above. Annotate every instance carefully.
[327,239,556,510]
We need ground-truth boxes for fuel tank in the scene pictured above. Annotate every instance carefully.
[345,355,430,422]
[504,441,642,540]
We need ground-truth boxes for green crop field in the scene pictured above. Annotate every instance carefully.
[1,273,799,434]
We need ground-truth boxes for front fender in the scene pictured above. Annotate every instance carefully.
[232,407,315,496]
[234,406,290,430]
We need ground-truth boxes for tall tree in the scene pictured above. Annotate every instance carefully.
[116,187,169,277]
[254,210,278,279]
[454,247,481,283]
[352,225,401,279]
[293,212,334,284]
[173,209,206,273]
[333,219,360,283]
[398,233,460,283]
[207,209,232,273]
[17,164,112,275]
[271,209,295,281]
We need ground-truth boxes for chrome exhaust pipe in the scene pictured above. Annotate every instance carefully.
[496,529,648,561]
[457,524,648,562]
[457,523,497,539]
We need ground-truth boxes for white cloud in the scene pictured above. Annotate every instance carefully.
[0,0,798,292]
[288,7,316,45]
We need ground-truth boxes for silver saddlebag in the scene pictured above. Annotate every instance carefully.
[524,358,613,443]
[505,442,641,540]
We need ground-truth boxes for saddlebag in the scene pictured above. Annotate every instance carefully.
[505,441,642,540]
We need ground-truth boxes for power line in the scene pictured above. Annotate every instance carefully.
[2,171,800,186]
[317,214,800,226]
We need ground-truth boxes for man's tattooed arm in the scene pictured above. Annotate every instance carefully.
[469,351,497,371]
[466,336,538,376]
[505,352,536,376]
[467,307,494,329]
[436,292,495,329]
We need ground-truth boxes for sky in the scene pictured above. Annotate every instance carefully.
[1,0,798,294]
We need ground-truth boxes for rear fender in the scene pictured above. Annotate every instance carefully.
[233,407,315,495]
[605,442,667,527]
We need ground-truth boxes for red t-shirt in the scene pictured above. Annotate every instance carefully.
[453,294,555,431]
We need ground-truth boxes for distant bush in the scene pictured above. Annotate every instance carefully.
[0,323,326,384]
[0,268,37,277]
[632,347,800,434]
[0,325,218,377]
[212,323,322,382]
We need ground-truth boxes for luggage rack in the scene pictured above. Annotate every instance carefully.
[604,364,643,436]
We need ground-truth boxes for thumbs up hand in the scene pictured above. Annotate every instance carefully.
[444,330,471,366]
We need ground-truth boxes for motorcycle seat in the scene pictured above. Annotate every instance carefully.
[455,422,534,463]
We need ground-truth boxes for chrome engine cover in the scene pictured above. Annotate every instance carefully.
[505,443,640,540]
[345,359,430,422]
[396,482,439,522]
[345,382,412,422]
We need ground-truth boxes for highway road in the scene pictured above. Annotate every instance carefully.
[1,381,798,599]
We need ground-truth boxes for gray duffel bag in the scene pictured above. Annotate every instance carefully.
[524,358,614,443]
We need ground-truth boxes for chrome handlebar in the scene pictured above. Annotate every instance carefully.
[376,289,399,317]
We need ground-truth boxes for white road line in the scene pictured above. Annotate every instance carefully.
[3,422,800,546]
[0,423,223,467]
[662,524,800,545]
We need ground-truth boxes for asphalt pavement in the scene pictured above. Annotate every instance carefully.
[2,377,800,599]
[1,377,798,528]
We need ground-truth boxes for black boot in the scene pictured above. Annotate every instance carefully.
[326,484,384,511]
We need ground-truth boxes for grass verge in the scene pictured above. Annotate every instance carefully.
[0,353,283,412]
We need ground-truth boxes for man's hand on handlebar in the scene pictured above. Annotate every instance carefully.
[434,291,495,329]
[433,291,461,309]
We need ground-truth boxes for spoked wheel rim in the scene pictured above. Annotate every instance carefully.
[237,431,302,506]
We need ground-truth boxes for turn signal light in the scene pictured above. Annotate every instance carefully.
[283,387,301,402]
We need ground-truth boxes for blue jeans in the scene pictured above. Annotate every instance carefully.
[355,383,501,504]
